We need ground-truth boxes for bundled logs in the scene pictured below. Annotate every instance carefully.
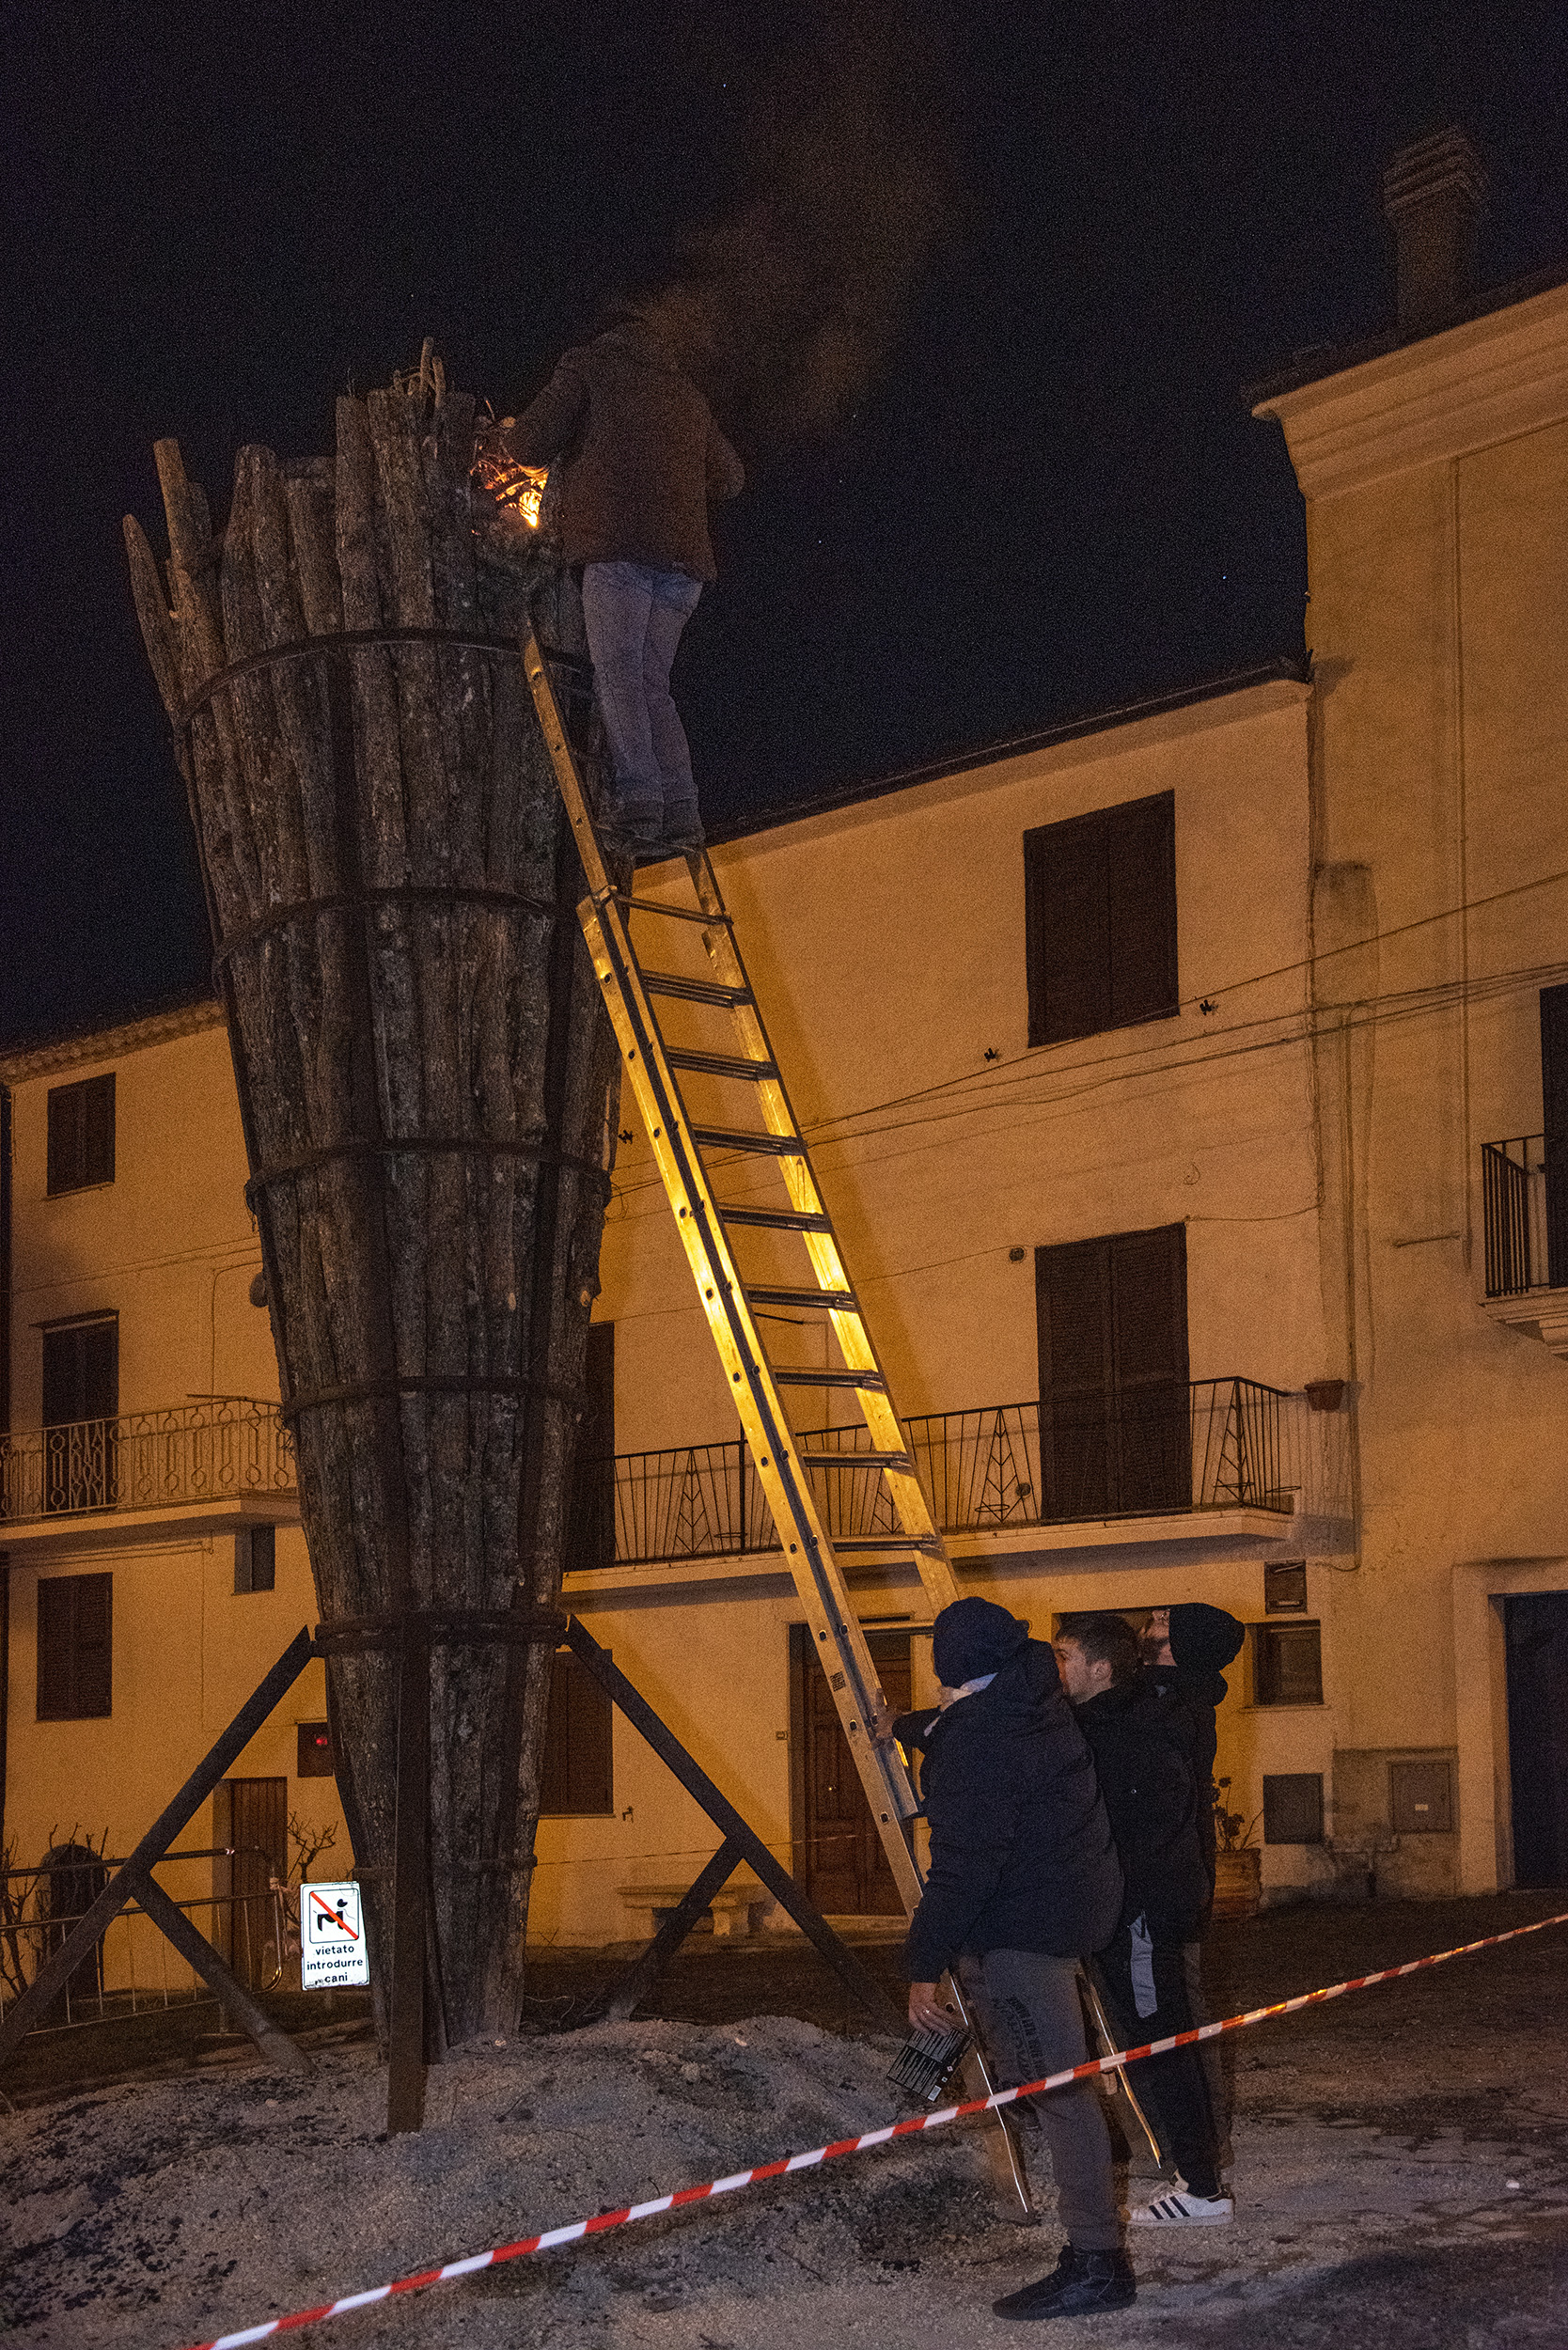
[124,371,621,2045]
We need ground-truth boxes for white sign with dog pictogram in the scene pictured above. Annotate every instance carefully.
[300,1880,370,1987]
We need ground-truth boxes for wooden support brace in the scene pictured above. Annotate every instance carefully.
[133,1876,310,2075]
[0,1628,316,2075]
[563,1618,902,2032]
[585,1838,746,2026]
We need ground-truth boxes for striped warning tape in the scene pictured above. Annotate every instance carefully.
[180,1906,1568,2350]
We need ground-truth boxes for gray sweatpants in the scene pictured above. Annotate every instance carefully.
[960,1948,1122,2251]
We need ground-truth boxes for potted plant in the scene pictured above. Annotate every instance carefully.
[1210,1779,1262,1919]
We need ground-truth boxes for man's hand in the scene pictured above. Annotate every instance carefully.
[908,1982,956,2033]
[869,1697,898,1747]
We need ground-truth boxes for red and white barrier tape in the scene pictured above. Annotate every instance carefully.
[180,1906,1568,2350]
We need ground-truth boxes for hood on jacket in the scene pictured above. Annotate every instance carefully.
[933,1596,1030,1688]
[1168,1602,1245,1674]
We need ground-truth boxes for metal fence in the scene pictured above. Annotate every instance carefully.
[573,1377,1293,1570]
[0,1398,294,1524]
[0,1848,289,2031]
[1482,1133,1550,1296]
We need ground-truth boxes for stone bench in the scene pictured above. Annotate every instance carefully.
[618,1875,771,1940]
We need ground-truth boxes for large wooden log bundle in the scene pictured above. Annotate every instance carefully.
[124,368,621,2045]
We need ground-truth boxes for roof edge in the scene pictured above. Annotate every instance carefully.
[703,653,1310,849]
[0,994,226,1084]
[1245,257,1568,410]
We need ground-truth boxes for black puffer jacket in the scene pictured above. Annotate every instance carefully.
[1145,1602,1245,1881]
[895,1641,1122,1982]
[1073,1681,1211,1945]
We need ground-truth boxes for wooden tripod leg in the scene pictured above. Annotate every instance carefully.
[945,1975,1034,2217]
[1080,1965,1168,2174]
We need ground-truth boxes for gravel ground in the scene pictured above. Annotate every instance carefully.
[4,1894,1566,2350]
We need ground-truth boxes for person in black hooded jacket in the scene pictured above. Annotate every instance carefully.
[1143,1599,1247,2167]
[886,1596,1135,2322]
[1057,1613,1230,2224]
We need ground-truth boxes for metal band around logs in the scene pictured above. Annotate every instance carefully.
[314,1605,566,1655]
[173,624,592,731]
[245,1132,611,1198]
[279,1371,589,1426]
[212,882,560,973]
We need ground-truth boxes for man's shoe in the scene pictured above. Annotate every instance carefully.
[992,2244,1136,2320]
[1129,2186,1233,2225]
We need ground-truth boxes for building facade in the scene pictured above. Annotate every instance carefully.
[4,242,1567,1977]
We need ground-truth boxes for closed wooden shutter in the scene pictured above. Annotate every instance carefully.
[1037,1224,1188,1517]
[540,1649,613,1815]
[1025,791,1177,1046]
[46,1074,116,1195]
[37,1573,112,1719]
[570,1323,617,1571]
[1542,984,1568,1286]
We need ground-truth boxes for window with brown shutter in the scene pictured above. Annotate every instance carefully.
[37,1573,113,1719]
[46,1074,116,1195]
[539,1648,613,1816]
[1035,1223,1189,1518]
[1024,791,1178,1047]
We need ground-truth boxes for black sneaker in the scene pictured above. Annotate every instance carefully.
[992,2244,1136,2321]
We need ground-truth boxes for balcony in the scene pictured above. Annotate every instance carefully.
[569,1376,1314,1582]
[1479,1135,1568,1357]
[0,1400,296,1547]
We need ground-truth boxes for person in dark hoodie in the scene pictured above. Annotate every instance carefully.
[485,315,745,855]
[1143,1599,1247,2161]
[887,1596,1134,2322]
[1056,1613,1231,2224]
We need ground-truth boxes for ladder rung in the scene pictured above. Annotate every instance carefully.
[643,972,752,1008]
[690,1126,806,1157]
[720,1205,834,1233]
[616,895,733,928]
[831,1535,943,1553]
[666,1049,777,1081]
[773,1368,887,1390]
[797,1450,913,1470]
[745,1284,855,1310]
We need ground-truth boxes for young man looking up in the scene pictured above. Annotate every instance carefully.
[888,1595,1135,2321]
[1056,1612,1231,2223]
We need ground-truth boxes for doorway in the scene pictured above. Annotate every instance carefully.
[1505,1593,1568,1885]
[791,1627,911,1916]
[215,1776,288,1988]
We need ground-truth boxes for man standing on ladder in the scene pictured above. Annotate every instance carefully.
[487,312,745,857]
[892,1598,1137,2322]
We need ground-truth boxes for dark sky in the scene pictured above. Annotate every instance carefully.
[3,0,1565,1049]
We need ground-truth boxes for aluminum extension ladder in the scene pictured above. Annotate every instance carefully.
[523,629,1032,2206]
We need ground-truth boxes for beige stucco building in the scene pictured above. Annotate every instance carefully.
[4,190,1567,1986]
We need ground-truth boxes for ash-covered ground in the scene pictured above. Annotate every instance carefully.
[4,1894,1567,2350]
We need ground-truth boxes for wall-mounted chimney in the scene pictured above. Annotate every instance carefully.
[1382,128,1487,337]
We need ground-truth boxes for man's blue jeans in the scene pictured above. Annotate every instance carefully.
[581,561,704,839]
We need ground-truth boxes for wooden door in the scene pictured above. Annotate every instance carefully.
[1506,1593,1568,1885]
[793,1628,911,1916]
[221,1777,288,1988]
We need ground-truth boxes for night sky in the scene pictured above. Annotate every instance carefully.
[4,1,1565,1049]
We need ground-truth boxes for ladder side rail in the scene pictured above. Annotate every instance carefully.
[681,851,961,1615]
[581,888,924,1911]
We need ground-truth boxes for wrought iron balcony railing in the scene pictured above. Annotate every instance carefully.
[1481,1133,1568,1297]
[0,1399,295,1526]
[569,1376,1294,1572]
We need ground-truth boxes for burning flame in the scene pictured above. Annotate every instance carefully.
[472,424,548,530]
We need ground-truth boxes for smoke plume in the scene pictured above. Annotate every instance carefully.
[632,1,958,453]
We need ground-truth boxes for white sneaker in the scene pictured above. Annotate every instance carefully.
[1129,2187,1233,2225]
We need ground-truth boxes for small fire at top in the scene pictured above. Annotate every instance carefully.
[471,425,548,529]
